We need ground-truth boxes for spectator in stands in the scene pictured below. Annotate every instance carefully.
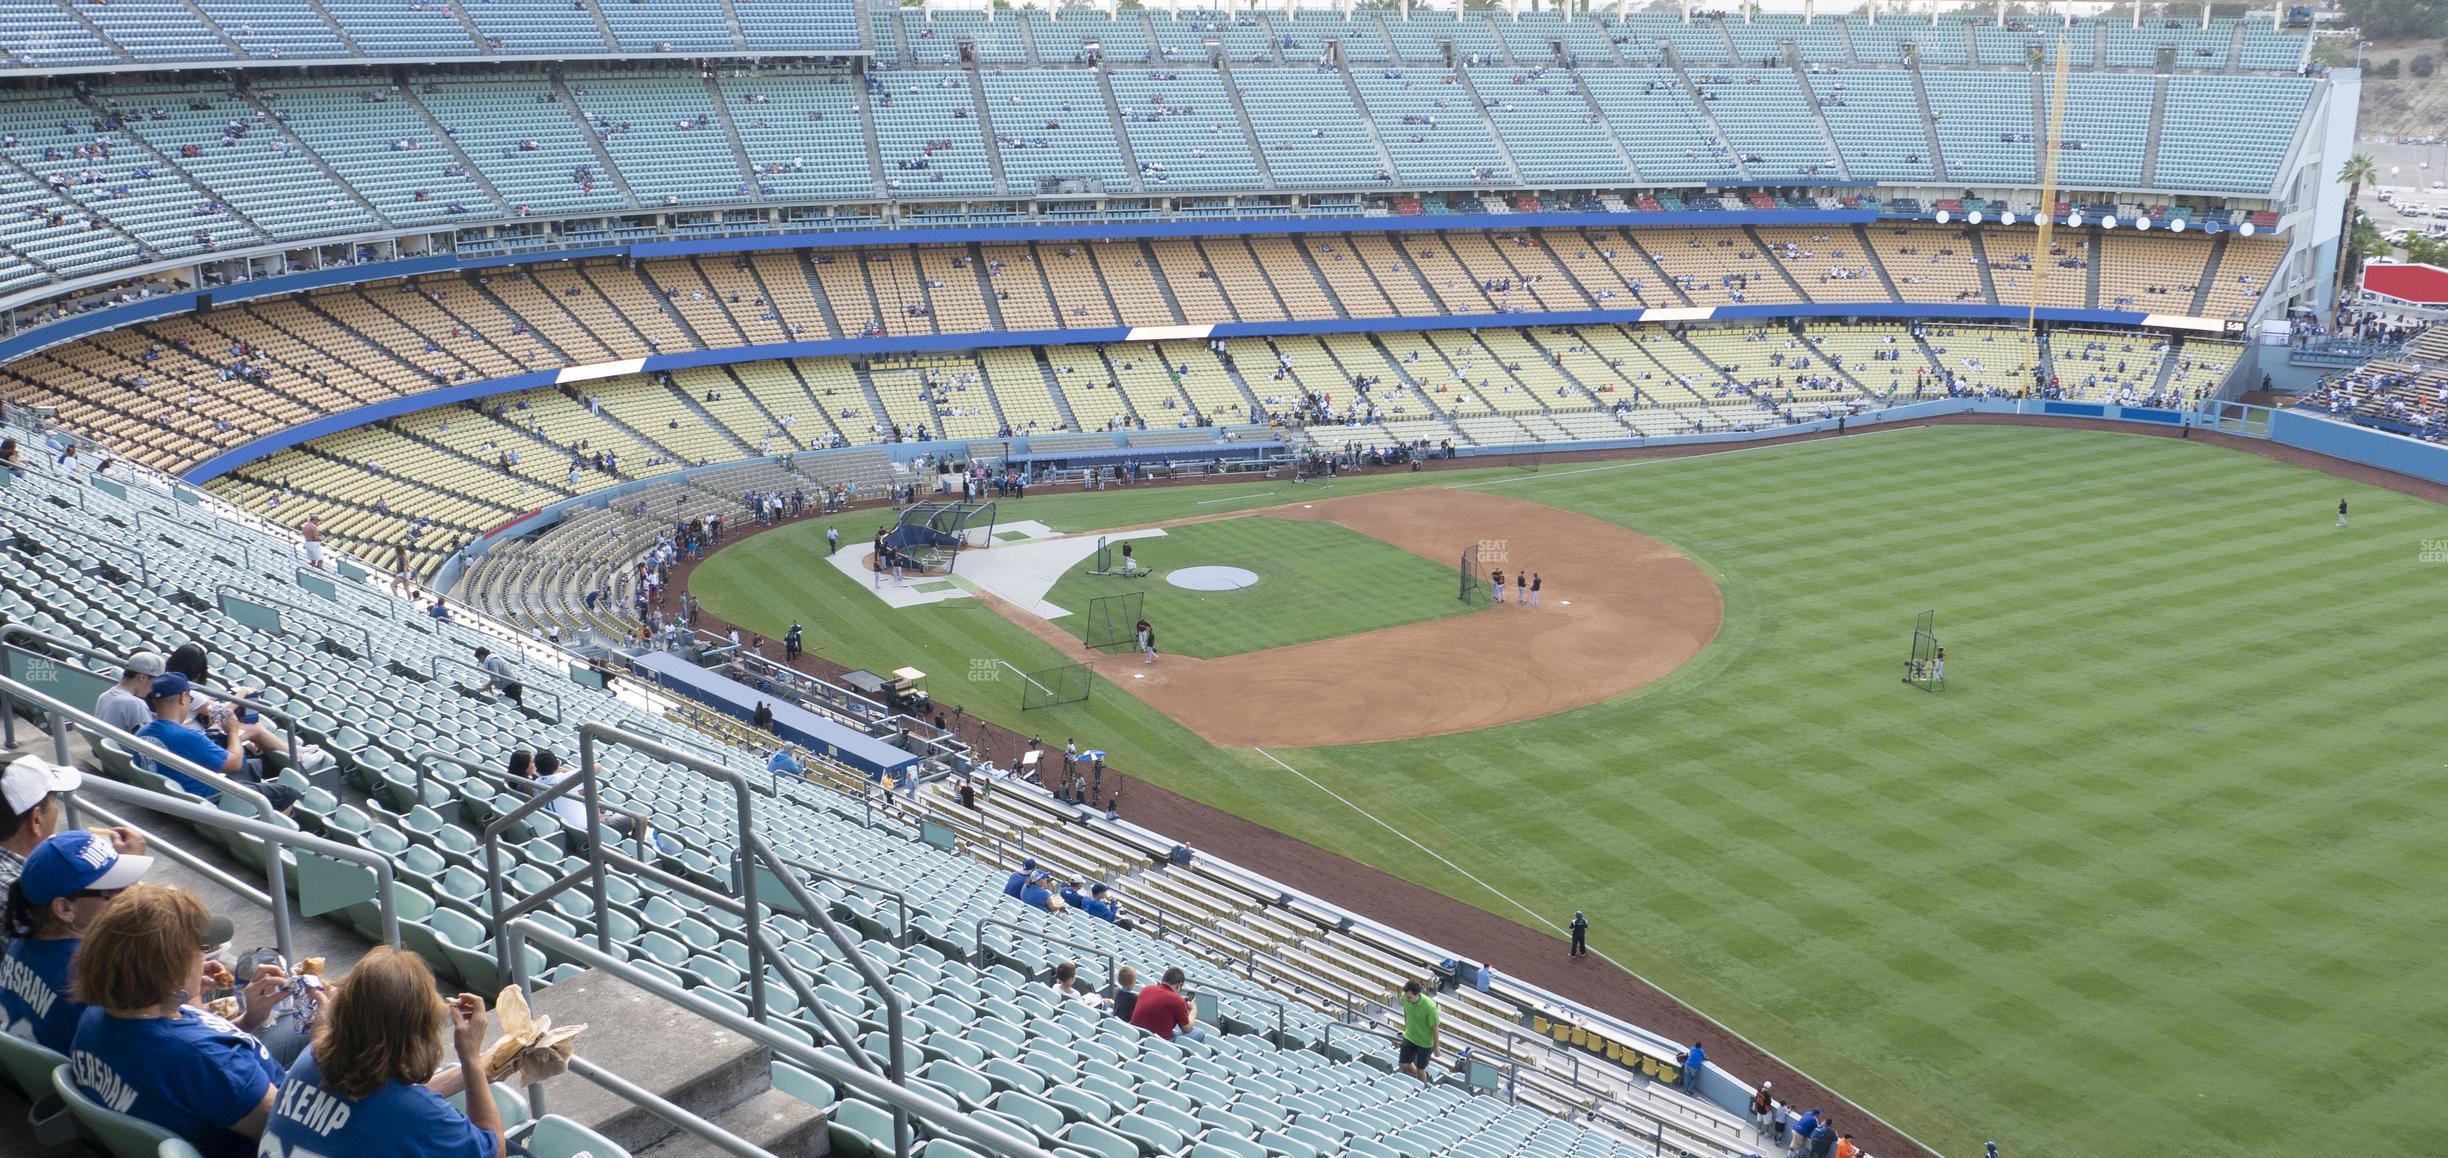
[0,438,20,472]
[1750,1081,1777,1133]
[2,830,163,1052]
[299,515,326,570]
[136,674,249,798]
[1834,1134,1860,1158]
[69,883,292,1157]
[1127,967,1204,1043]
[530,750,626,841]
[159,648,288,766]
[96,651,168,735]
[1,757,145,918]
[1019,871,1059,912]
[1057,880,1087,910]
[1081,883,1125,927]
[1110,966,1139,1023]
[767,745,804,780]
[1397,979,1439,1082]
[1680,1040,1707,1092]
[1002,857,1036,899]
[1788,1108,1822,1155]
[472,647,521,705]
[1807,1117,1839,1158]
[266,947,504,1157]
[428,597,453,621]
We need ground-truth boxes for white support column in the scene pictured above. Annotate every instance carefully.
[1681,0,1691,23]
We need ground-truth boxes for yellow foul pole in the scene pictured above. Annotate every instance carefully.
[2030,35,2071,334]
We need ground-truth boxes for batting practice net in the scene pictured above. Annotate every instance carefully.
[1459,546,1482,603]
[1903,609,1944,692]
[1082,590,1145,653]
[1020,662,1092,710]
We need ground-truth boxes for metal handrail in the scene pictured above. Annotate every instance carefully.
[3,674,402,956]
[542,721,915,1155]
[971,916,1119,995]
[0,624,305,772]
[780,856,913,950]
[139,508,254,567]
[501,921,1052,1158]
[6,506,150,585]
[212,582,377,658]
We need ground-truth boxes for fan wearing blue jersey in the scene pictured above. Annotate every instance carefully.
[69,884,289,1158]
[1,830,159,1053]
[264,946,503,1158]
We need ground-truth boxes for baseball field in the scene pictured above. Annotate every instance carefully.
[689,423,2448,1158]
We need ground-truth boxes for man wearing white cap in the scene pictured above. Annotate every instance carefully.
[2,755,145,903]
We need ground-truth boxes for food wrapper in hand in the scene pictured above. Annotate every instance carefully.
[206,996,242,1021]
[481,986,586,1086]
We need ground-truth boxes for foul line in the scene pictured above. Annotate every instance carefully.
[1251,744,1948,1158]
[1196,490,1278,506]
[1445,424,1932,490]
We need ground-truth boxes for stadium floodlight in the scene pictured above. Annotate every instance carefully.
[2102,215,2119,229]
[1935,209,1951,224]
[2000,211,2018,226]
[2067,211,2084,228]
[2169,218,2187,232]
[1968,210,1984,225]
[2135,216,2152,231]
[2239,222,2257,237]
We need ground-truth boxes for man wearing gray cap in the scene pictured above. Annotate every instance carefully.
[94,650,166,735]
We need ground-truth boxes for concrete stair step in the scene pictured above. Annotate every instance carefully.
[635,1086,830,1157]
[530,970,776,1153]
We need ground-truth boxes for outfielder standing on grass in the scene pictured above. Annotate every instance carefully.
[1136,617,1158,665]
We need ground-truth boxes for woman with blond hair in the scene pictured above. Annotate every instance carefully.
[264,945,504,1157]
[68,884,288,1157]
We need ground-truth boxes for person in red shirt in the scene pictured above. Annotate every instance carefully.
[1125,967,1206,1043]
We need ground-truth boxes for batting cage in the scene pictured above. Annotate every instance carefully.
[1083,590,1145,653]
[1903,609,1944,692]
[1019,661,1092,710]
[881,500,997,574]
[1459,545,1482,603]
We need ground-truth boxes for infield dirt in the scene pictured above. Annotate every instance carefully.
[975,486,1725,748]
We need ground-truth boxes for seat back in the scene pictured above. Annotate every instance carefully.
[520,1113,632,1158]
[51,1064,181,1158]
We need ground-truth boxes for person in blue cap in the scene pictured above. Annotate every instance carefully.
[134,673,245,798]
[1787,1108,1822,1155]
[1003,857,1036,899]
[1019,872,1057,912]
[1,830,165,1052]
[1081,884,1120,924]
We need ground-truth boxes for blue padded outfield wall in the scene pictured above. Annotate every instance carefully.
[2268,409,2448,487]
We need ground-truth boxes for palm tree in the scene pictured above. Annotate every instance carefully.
[2334,153,2378,309]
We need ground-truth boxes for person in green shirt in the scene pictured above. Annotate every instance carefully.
[1398,979,1440,1082]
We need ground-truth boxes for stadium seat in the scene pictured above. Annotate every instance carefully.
[52,1065,180,1158]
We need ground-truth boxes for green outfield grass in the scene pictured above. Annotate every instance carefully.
[689,427,2448,1158]
[1035,515,1480,658]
